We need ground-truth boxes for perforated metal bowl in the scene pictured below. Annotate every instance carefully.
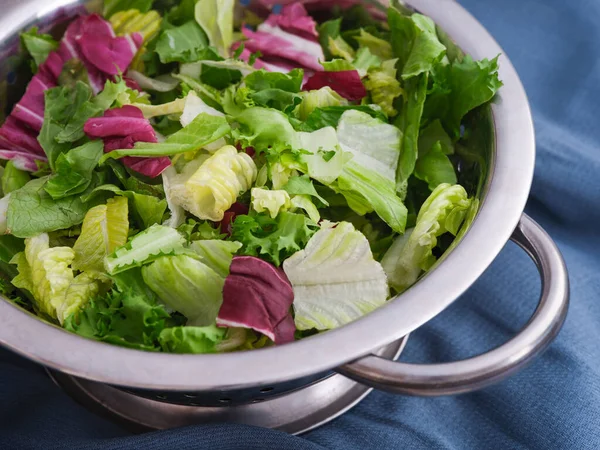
[0,0,569,434]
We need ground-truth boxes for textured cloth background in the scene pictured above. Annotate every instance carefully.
[2,0,600,448]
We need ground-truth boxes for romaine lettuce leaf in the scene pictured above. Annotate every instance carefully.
[283,221,389,331]
[72,197,129,273]
[109,9,161,42]
[159,325,226,354]
[354,29,392,60]
[189,240,242,278]
[290,195,321,223]
[57,272,102,325]
[194,0,235,58]
[103,0,152,18]
[11,233,75,320]
[381,183,471,292]
[142,254,225,326]
[105,224,187,275]
[251,188,292,219]
[231,211,318,267]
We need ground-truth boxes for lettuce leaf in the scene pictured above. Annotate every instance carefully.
[65,271,177,352]
[365,59,403,117]
[282,175,329,206]
[423,56,503,138]
[251,188,292,219]
[395,74,428,197]
[283,222,389,331]
[44,141,104,200]
[189,240,242,278]
[290,195,321,223]
[7,178,102,238]
[231,211,318,267]
[155,21,209,64]
[414,142,457,190]
[297,127,349,185]
[72,197,129,273]
[296,87,346,121]
[10,233,75,321]
[234,107,300,153]
[20,28,58,69]
[1,161,31,196]
[159,325,226,353]
[167,146,257,222]
[142,255,223,325]
[105,224,187,275]
[381,183,471,292]
[388,10,446,79]
[194,0,235,58]
[244,69,304,93]
[354,29,392,60]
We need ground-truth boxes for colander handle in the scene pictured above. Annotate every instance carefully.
[337,214,569,396]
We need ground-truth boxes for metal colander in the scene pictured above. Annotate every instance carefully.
[0,0,569,433]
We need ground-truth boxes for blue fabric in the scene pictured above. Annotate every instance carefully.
[2,0,600,448]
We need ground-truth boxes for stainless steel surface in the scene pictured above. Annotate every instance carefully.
[0,0,540,394]
[46,335,408,434]
[339,214,569,395]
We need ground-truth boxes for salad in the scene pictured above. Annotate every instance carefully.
[0,0,502,354]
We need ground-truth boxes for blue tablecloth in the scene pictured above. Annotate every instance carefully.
[3,0,600,448]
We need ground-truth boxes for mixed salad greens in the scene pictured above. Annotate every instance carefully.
[0,0,501,353]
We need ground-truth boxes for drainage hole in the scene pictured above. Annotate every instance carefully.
[183,394,198,399]
[260,387,274,393]
[155,394,168,400]
[252,398,266,403]
[219,397,232,404]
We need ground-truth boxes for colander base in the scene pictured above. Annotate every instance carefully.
[46,336,407,435]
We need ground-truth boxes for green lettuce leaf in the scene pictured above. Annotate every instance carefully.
[353,47,382,74]
[7,178,102,238]
[296,87,346,122]
[354,29,392,60]
[194,0,235,58]
[290,195,321,223]
[231,211,318,266]
[105,224,187,275]
[282,175,329,206]
[159,325,226,354]
[318,18,342,60]
[38,82,93,169]
[283,221,389,331]
[233,107,300,153]
[381,183,471,292]
[251,89,302,115]
[414,142,457,190]
[388,10,446,79]
[156,21,209,63]
[395,73,428,197]
[99,113,230,160]
[2,161,31,195]
[72,196,129,273]
[44,141,104,200]
[178,219,225,242]
[321,59,356,72]
[297,127,349,185]
[423,55,503,138]
[65,273,176,352]
[142,254,225,325]
[20,28,58,69]
[189,240,241,278]
[244,69,304,93]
